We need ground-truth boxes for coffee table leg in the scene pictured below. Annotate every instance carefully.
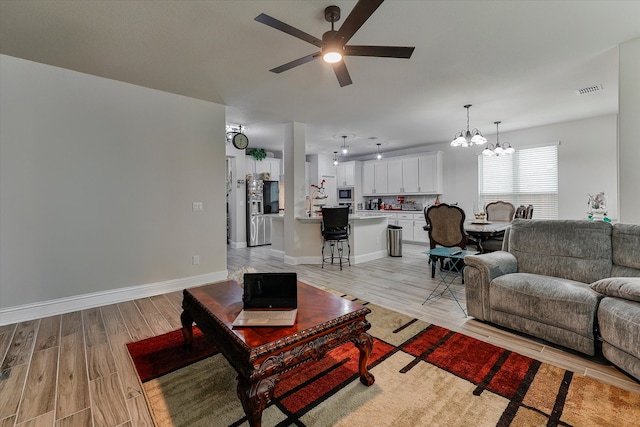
[180,310,194,350]
[353,332,375,386]
[236,376,277,427]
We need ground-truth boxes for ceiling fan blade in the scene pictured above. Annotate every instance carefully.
[335,0,384,46]
[269,52,320,74]
[332,61,353,87]
[255,13,322,47]
[344,45,415,58]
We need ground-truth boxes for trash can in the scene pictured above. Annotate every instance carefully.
[387,225,403,257]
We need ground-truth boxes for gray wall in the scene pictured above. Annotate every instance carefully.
[619,37,640,223]
[0,55,227,314]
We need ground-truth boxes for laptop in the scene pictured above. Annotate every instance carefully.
[232,272,298,327]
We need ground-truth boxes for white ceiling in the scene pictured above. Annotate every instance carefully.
[2,1,639,158]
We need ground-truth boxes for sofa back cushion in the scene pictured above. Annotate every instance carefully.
[507,219,612,283]
[612,223,640,277]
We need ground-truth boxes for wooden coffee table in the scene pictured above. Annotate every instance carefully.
[181,280,375,427]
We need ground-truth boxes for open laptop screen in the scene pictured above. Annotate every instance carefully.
[242,272,297,310]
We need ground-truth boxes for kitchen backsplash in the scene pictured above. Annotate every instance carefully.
[362,195,441,211]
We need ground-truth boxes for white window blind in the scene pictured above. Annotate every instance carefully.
[478,145,558,219]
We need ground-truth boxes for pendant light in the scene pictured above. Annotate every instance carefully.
[341,135,349,155]
[376,143,382,160]
[482,121,515,156]
[451,105,487,147]
[333,151,339,166]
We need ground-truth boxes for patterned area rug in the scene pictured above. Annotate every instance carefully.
[127,294,640,427]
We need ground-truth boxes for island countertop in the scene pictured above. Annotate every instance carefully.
[270,214,390,265]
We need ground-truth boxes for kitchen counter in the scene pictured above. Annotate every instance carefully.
[270,214,390,265]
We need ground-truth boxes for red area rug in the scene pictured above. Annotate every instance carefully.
[127,302,640,426]
[126,326,218,382]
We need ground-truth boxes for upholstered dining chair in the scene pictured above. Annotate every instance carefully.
[321,206,350,270]
[425,203,468,279]
[482,201,516,252]
[485,201,516,221]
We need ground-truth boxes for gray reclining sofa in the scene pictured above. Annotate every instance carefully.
[463,219,640,381]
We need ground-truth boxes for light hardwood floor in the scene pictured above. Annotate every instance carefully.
[1,243,638,426]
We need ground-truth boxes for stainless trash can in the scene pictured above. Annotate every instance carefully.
[387,225,402,257]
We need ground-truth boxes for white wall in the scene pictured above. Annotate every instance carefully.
[619,37,640,223]
[355,114,619,221]
[0,55,228,318]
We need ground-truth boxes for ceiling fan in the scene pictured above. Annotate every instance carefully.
[255,0,415,87]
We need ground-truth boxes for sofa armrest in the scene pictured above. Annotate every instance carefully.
[463,251,518,320]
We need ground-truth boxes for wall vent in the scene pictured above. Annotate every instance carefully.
[575,84,603,95]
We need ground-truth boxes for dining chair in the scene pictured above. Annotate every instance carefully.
[514,204,534,219]
[485,201,516,221]
[321,206,351,270]
[482,201,516,252]
[425,203,467,279]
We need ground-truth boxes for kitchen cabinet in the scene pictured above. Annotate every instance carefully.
[362,152,442,196]
[248,157,281,180]
[363,161,388,195]
[362,162,376,194]
[417,153,443,194]
[386,159,403,194]
[385,212,428,243]
[336,161,360,187]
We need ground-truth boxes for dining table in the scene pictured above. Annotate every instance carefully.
[463,220,512,253]
[423,219,512,253]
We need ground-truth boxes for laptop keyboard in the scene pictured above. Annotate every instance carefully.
[243,310,294,319]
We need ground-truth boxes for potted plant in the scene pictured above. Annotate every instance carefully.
[247,148,267,161]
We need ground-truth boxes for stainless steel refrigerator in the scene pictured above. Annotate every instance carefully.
[246,177,271,246]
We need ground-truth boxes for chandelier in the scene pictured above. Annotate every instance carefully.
[376,143,382,160]
[333,151,339,166]
[483,121,515,156]
[450,105,487,147]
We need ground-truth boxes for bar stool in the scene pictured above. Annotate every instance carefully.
[321,207,350,270]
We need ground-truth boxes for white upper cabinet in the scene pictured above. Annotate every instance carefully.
[336,161,357,187]
[362,151,442,195]
[251,157,281,180]
[386,159,403,193]
[417,152,443,194]
[363,162,376,194]
[374,161,388,194]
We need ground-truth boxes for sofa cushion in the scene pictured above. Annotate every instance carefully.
[612,223,640,273]
[590,277,640,302]
[598,297,640,362]
[490,273,601,338]
[507,219,612,284]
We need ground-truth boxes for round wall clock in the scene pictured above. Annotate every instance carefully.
[232,132,249,150]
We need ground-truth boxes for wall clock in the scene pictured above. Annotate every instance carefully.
[231,132,249,150]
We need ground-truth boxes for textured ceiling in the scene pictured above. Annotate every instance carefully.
[2,0,639,158]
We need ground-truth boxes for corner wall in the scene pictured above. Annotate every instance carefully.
[0,55,228,320]
[619,37,640,223]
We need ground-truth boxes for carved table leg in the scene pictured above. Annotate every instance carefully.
[236,375,278,427]
[353,332,375,386]
[180,310,194,350]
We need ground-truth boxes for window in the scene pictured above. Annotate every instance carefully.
[478,144,558,219]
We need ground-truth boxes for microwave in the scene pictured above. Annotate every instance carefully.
[337,187,354,202]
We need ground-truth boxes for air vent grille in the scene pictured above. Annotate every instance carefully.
[575,84,603,95]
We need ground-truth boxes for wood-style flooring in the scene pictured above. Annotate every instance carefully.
[1,243,638,426]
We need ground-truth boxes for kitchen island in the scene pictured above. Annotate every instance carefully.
[270,214,391,265]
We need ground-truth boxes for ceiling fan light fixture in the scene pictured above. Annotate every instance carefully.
[323,47,343,63]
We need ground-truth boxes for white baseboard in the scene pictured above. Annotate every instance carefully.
[229,240,247,249]
[0,270,228,326]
